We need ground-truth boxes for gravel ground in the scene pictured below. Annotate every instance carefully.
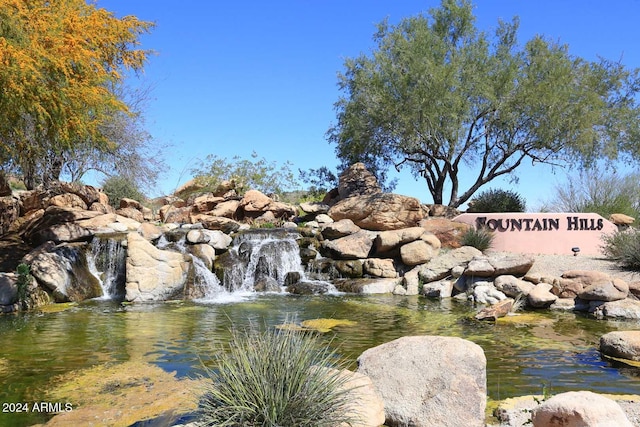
[525,253,640,283]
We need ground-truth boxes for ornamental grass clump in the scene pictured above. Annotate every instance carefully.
[461,227,495,252]
[198,324,355,427]
[601,229,640,270]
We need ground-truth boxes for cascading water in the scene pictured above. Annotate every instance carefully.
[222,229,336,293]
[87,235,127,300]
[86,227,336,303]
[157,234,230,301]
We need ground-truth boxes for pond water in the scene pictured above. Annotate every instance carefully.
[1,293,640,426]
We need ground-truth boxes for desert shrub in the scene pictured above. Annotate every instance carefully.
[467,189,525,213]
[198,324,355,427]
[191,151,298,197]
[101,175,146,208]
[545,167,640,219]
[601,229,640,270]
[461,227,495,252]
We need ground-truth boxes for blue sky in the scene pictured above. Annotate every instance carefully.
[96,0,640,210]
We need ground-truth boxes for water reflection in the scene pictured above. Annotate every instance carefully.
[0,294,639,426]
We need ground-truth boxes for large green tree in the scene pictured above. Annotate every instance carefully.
[328,0,640,207]
[0,0,154,189]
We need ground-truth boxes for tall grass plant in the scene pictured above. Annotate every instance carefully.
[198,324,356,427]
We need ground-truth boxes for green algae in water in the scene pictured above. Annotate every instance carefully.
[2,295,640,426]
[300,318,358,333]
[36,302,78,313]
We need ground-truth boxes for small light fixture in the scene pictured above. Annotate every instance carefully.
[571,247,580,256]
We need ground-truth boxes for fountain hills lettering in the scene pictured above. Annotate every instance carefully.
[476,216,605,232]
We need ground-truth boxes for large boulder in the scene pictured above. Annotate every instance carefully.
[20,206,101,245]
[192,193,224,213]
[600,331,640,362]
[57,182,104,206]
[357,336,486,427]
[0,196,19,236]
[29,243,102,302]
[328,193,424,231]
[203,230,233,251]
[531,391,633,427]
[333,278,400,294]
[494,275,535,297]
[320,231,376,260]
[420,279,454,298]
[560,270,613,296]
[239,190,295,219]
[48,193,88,210]
[337,162,382,199]
[374,227,427,254]
[125,233,192,302]
[299,201,330,215]
[160,206,193,224]
[192,214,241,234]
[32,223,94,245]
[20,188,49,214]
[472,283,507,305]
[334,259,364,278]
[363,258,397,278]
[405,246,482,288]
[591,299,640,320]
[464,253,535,277]
[239,189,272,212]
[116,207,145,223]
[610,213,635,226]
[321,218,361,239]
[0,273,17,305]
[578,278,629,302]
[420,217,471,248]
[400,239,439,266]
[210,200,240,218]
[319,368,385,427]
[527,283,558,308]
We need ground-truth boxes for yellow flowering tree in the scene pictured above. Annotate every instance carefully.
[0,0,154,189]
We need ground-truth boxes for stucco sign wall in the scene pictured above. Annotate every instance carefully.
[453,213,618,255]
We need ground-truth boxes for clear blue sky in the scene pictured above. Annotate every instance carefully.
[96,0,640,210]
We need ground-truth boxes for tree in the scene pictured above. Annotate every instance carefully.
[328,0,640,207]
[298,166,339,199]
[101,175,146,208]
[0,0,154,189]
[61,84,166,192]
[191,151,298,196]
[545,167,640,219]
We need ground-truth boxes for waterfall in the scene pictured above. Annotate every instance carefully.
[223,229,323,292]
[160,234,232,302]
[88,235,127,300]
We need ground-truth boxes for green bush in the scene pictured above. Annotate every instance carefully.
[467,189,526,213]
[101,175,146,208]
[191,151,298,197]
[461,227,495,252]
[601,229,640,270]
[198,324,355,427]
[16,263,30,306]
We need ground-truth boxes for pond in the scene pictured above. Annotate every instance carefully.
[1,293,640,426]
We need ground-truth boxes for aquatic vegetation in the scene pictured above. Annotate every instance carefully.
[46,359,203,426]
[36,302,78,313]
[301,318,357,333]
